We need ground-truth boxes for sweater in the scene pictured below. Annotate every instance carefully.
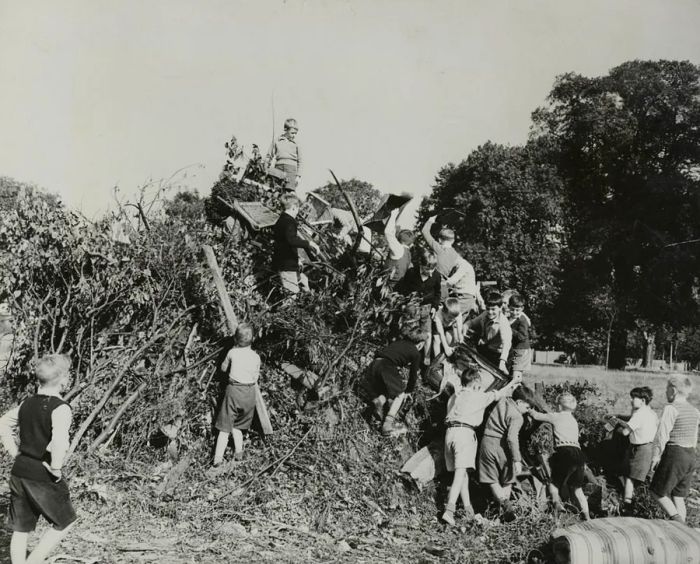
[272,212,311,272]
[482,398,524,462]
[653,399,700,458]
[510,313,532,350]
[272,135,302,175]
[396,267,441,309]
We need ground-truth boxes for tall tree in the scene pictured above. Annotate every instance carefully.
[312,178,383,217]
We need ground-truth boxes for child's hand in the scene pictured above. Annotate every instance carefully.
[513,461,523,476]
[444,346,454,357]
[499,360,508,373]
[42,462,62,482]
[427,215,438,224]
[650,456,661,472]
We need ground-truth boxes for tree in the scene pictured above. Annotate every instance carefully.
[312,178,383,217]
[533,60,700,367]
[419,140,565,322]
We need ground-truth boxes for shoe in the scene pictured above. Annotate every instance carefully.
[671,514,686,525]
[463,506,475,521]
[581,512,591,521]
[442,510,455,526]
[552,501,566,516]
[381,418,407,437]
[233,451,244,462]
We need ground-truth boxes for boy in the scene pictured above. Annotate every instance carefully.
[360,328,428,436]
[383,208,414,288]
[650,374,699,524]
[421,216,477,314]
[272,193,320,294]
[478,385,537,521]
[507,294,532,379]
[432,298,463,359]
[213,323,261,465]
[270,118,302,191]
[464,290,512,374]
[529,393,590,520]
[441,366,521,526]
[396,249,441,366]
[0,354,77,564]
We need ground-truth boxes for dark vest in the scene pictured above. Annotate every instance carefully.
[12,395,68,481]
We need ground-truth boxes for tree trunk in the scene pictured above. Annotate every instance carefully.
[642,332,655,368]
[608,326,628,370]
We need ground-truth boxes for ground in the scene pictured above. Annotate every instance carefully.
[0,365,698,564]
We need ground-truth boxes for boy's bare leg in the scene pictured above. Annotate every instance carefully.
[548,483,565,512]
[443,467,467,524]
[26,523,74,564]
[213,431,229,465]
[432,335,441,360]
[231,429,244,454]
[423,334,432,366]
[654,493,683,520]
[382,393,405,434]
[459,475,473,515]
[673,497,687,521]
[10,531,28,564]
[623,477,634,503]
[573,487,590,520]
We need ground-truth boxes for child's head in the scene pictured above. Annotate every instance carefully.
[280,193,301,215]
[556,392,577,412]
[234,323,254,347]
[512,384,536,414]
[35,354,71,390]
[284,118,299,139]
[666,374,692,402]
[416,249,437,277]
[438,228,455,247]
[485,291,502,320]
[459,364,482,389]
[397,229,415,247]
[443,298,461,320]
[630,386,653,409]
[405,328,429,349]
[449,348,473,372]
[508,294,525,317]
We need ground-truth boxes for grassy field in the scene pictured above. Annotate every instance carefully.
[529,363,700,414]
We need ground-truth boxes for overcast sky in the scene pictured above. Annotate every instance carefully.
[1,0,699,219]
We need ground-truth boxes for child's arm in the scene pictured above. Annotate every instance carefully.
[0,406,20,458]
[506,412,524,472]
[46,405,72,478]
[455,315,464,345]
[528,409,556,424]
[421,215,440,253]
[434,312,452,356]
[445,259,468,287]
[652,405,678,463]
[384,209,404,261]
[498,319,513,373]
[221,350,232,374]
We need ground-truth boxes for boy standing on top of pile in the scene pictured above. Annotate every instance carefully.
[507,294,532,379]
[0,354,77,564]
[270,118,302,191]
[421,215,478,317]
[463,290,512,373]
[272,193,320,295]
[650,374,699,524]
[213,323,260,466]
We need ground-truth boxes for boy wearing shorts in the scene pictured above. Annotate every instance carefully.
[441,366,521,526]
[650,375,699,524]
[478,385,537,521]
[529,393,590,520]
[360,329,428,436]
[432,297,464,359]
[507,294,532,379]
[213,323,261,465]
[0,354,77,564]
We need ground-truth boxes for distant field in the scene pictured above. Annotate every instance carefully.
[529,363,700,415]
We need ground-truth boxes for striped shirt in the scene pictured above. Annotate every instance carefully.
[652,399,700,458]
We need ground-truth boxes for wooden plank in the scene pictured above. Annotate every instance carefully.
[363,193,413,233]
[202,245,273,435]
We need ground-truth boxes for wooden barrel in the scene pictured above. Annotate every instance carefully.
[552,517,700,564]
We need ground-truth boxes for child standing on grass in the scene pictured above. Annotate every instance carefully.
[616,386,658,511]
[507,294,532,379]
[0,354,77,564]
[650,374,699,524]
[213,323,261,466]
[529,393,591,521]
[441,366,521,526]
[432,297,464,360]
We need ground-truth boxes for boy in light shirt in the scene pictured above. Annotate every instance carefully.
[615,386,658,510]
[432,297,464,359]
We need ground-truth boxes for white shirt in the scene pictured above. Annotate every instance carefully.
[221,346,261,384]
[627,404,658,445]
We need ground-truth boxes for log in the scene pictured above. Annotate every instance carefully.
[281,362,319,389]
[202,245,273,436]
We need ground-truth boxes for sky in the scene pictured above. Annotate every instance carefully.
[1,0,699,220]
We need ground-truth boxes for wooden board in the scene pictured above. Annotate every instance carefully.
[304,192,334,226]
[363,193,413,233]
[232,201,279,231]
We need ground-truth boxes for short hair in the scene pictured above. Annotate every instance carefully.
[509,294,525,308]
[460,364,481,387]
[397,230,415,245]
[668,374,693,397]
[405,328,429,344]
[235,323,254,347]
[485,291,502,307]
[512,384,536,407]
[438,228,455,242]
[280,193,301,210]
[449,348,473,372]
[557,392,577,411]
[443,298,461,318]
[416,248,437,269]
[630,386,653,405]
[284,118,298,131]
[35,354,70,385]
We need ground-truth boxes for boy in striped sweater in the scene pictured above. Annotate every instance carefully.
[650,374,700,524]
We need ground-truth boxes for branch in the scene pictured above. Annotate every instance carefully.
[88,380,148,452]
[329,170,364,256]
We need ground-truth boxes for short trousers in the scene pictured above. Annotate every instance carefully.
[508,348,532,373]
[624,442,653,482]
[215,382,257,432]
[361,358,405,400]
[450,294,477,317]
[478,435,516,485]
[8,475,77,533]
[445,426,478,472]
[549,446,585,490]
[650,444,697,498]
[273,163,298,190]
[279,271,309,294]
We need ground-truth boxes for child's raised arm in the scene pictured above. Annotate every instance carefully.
[528,409,555,423]
[384,209,404,261]
[0,406,19,458]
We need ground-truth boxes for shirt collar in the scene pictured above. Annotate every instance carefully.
[37,387,63,398]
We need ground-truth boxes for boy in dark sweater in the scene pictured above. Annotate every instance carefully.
[360,329,428,436]
[0,354,77,564]
[507,294,532,379]
[272,193,320,294]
